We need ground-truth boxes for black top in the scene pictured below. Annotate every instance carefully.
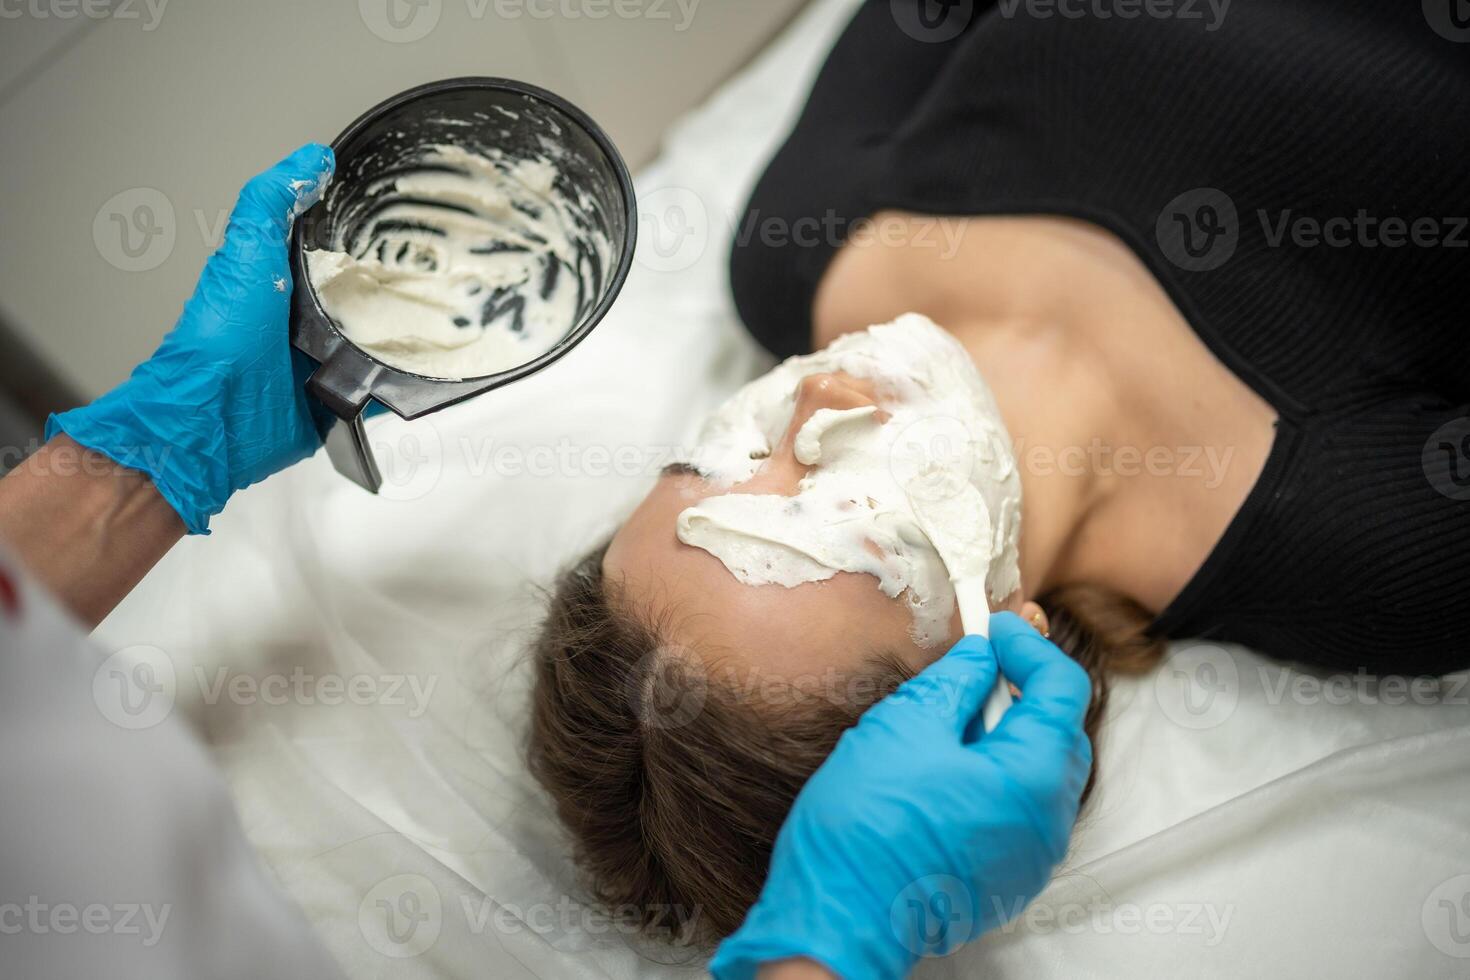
[730,0,1470,675]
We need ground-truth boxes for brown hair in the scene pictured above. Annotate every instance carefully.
[527,543,1164,945]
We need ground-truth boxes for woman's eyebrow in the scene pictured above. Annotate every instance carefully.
[661,462,704,478]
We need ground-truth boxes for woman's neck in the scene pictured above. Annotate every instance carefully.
[947,306,1120,600]
[814,211,1232,608]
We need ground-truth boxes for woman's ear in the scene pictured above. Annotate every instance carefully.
[1019,599,1050,639]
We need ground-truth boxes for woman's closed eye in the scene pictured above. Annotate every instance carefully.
[662,461,709,480]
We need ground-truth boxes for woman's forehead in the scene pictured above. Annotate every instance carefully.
[604,485,934,679]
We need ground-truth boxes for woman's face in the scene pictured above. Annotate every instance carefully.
[603,370,1032,684]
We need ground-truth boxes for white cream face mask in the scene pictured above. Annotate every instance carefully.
[675,314,1023,649]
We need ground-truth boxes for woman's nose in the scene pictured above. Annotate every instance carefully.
[749,373,883,486]
[793,372,876,415]
[774,373,883,461]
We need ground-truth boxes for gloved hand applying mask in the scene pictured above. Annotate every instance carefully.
[48,143,337,534]
[711,612,1095,980]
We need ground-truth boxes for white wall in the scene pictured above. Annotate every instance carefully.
[0,0,806,398]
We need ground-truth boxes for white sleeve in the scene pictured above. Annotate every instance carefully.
[0,549,344,980]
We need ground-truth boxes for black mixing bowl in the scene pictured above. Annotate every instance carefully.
[289,77,637,492]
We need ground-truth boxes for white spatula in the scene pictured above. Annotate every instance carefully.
[904,479,1012,733]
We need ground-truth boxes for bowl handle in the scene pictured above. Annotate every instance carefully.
[305,348,384,494]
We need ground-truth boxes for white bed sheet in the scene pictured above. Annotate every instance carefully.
[97,1,1470,976]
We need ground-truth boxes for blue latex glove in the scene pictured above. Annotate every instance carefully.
[710,612,1094,980]
[48,143,336,534]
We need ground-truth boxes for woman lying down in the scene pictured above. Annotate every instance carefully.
[529,0,1470,945]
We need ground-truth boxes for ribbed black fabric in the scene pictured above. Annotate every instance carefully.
[730,0,1470,674]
